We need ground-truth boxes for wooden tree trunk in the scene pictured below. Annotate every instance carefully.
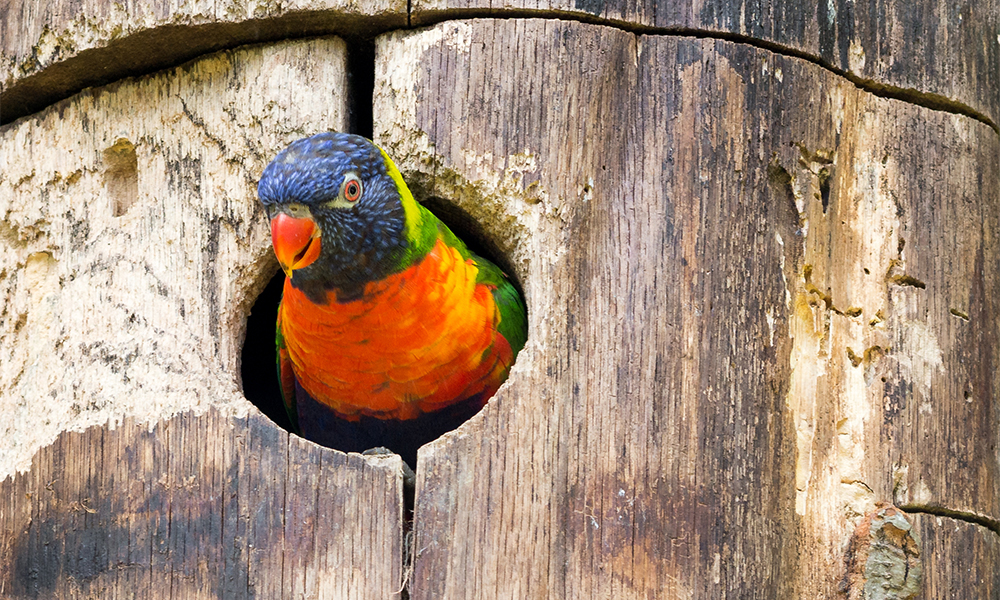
[2,1,998,599]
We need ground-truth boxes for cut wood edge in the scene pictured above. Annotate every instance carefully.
[1,6,405,125]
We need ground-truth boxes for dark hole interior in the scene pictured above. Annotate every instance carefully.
[240,197,525,460]
[241,267,292,432]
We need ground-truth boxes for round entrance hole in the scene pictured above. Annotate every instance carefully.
[240,196,527,467]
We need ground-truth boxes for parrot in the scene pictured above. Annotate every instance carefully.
[256,132,527,469]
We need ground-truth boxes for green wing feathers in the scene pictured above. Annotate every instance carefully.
[478,258,528,355]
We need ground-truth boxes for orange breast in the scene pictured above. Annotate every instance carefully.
[279,238,513,420]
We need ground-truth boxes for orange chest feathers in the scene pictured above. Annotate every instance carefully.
[278,239,513,420]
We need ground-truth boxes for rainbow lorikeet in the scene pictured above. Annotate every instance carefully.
[257,132,527,468]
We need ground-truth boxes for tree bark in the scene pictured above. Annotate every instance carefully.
[374,18,999,599]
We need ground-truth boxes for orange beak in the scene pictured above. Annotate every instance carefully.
[271,213,322,276]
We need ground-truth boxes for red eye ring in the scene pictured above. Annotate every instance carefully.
[344,179,362,202]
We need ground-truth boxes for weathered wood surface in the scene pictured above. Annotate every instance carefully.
[0,409,405,599]
[374,19,1000,598]
[912,513,1000,598]
[1,34,407,599]
[4,0,997,132]
[3,4,999,598]
[0,0,405,124]
[409,0,1000,130]
[0,37,346,478]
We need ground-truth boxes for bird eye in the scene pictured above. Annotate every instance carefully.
[343,177,362,202]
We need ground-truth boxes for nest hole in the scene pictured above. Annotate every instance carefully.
[241,267,292,431]
[240,197,527,467]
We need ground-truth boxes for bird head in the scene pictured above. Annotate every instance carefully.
[257,133,424,299]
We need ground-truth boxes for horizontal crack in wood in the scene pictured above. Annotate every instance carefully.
[410,9,1000,134]
[898,504,1000,538]
[3,11,997,135]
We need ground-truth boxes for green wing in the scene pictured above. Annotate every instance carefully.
[476,256,528,355]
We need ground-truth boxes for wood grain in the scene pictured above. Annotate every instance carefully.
[0,35,408,599]
[374,19,1000,598]
[0,409,405,599]
[3,5,997,597]
[0,37,346,480]
[408,0,1000,130]
[912,513,1000,599]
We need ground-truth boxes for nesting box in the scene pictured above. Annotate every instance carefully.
[2,1,998,598]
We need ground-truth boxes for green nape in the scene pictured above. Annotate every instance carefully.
[377,146,438,266]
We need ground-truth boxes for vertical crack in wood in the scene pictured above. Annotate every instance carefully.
[280,432,290,596]
[346,38,377,140]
